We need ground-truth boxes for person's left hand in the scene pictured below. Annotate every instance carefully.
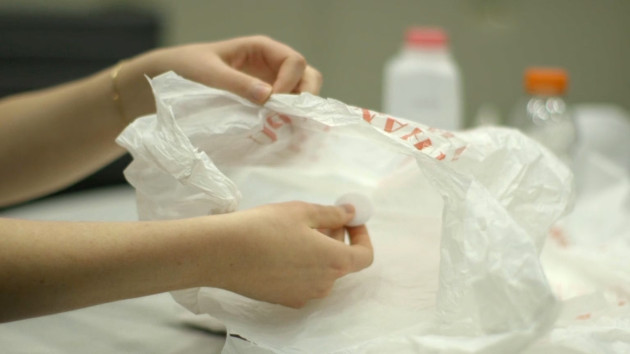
[118,35,323,119]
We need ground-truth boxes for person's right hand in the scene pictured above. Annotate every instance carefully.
[0,202,370,322]
[199,201,373,308]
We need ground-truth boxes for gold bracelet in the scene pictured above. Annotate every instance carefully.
[111,60,129,125]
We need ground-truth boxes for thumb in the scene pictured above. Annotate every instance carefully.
[306,204,355,230]
[210,62,272,104]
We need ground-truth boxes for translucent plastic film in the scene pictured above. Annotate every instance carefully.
[117,72,575,353]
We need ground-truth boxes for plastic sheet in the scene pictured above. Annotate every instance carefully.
[117,72,574,353]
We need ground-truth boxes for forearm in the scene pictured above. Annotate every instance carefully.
[0,36,322,207]
[0,64,149,207]
[0,216,223,322]
[0,202,373,322]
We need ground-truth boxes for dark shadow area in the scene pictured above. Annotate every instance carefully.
[0,8,161,208]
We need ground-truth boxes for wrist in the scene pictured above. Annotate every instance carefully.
[112,55,157,123]
[167,216,237,291]
[110,61,129,125]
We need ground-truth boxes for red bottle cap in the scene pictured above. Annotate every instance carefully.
[405,27,448,48]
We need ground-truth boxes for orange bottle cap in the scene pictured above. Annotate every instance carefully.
[525,68,568,95]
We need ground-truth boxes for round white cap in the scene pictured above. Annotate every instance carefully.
[335,193,373,227]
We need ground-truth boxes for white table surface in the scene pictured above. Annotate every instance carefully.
[0,185,226,353]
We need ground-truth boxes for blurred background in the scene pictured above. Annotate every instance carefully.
[1,0,629,195]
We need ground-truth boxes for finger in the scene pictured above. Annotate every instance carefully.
[317,228,331,236]
[317,227,344,242]
[237,36,311,94]
[272,54,308,93]
[329,228,345,243]
[346,225,374,271]
[305,204,354,230]
[296,66,323,95]
[206,59,272,104]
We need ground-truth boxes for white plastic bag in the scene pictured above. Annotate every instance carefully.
[117,72,573,353]
[529,149,630,354]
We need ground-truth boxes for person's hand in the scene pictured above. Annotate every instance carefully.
[201,201,373,309]
[117,35,323,120]
[0,202,369,321]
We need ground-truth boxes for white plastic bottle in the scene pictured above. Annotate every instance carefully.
[382,27,463,130]
[509,67,576,166]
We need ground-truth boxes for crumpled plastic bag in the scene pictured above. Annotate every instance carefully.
[116,72,573,353]
[528,148,630,354]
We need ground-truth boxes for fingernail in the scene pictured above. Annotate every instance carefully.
[251,82,272,103]
[341,204,355,214]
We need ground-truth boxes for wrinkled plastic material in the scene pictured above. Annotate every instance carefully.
[117,72,574,353]
[529,150,630,354]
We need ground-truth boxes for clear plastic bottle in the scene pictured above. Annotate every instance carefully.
[382,27,463,130]
[510,68,577,166]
